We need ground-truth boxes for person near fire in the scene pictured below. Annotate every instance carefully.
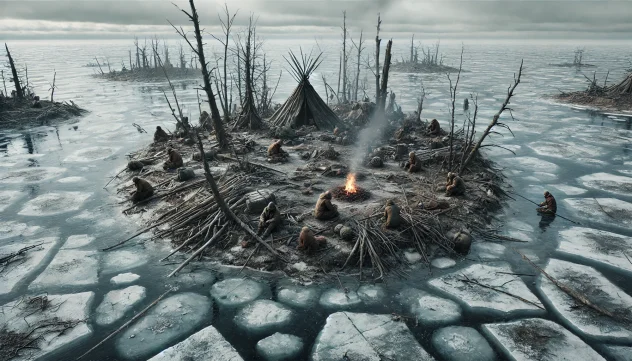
[314,191,339,220]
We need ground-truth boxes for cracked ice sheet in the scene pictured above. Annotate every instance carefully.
[18,192,92,216]
[578,172,632,196]
[0,237,57,296]
[482,318,605,361]
[311,312,434,361]
[30,250,99,290]
[0,190,22,212]
[558,227,632,275]
[428,262,545,317]
[148,325,243,361]
[0,221,41,240]
[0,167,66,183]
[0,292,94,361]
[563,198,632,229]
[539,259,632,343]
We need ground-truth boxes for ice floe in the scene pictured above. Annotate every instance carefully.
[578,172,632,196]
[111,272,140,285]
[471,242,506,260]
[57,176,86,183]
[0,292,94,361]
[0,190,22,212]
[483,318,605,361]
[256,333,303,361]
[276,283,320,309]
[171,269,215,288]
[0,221,41,240]
[357,284,387,305]
[30,250,99,289]
[549,184,587,196]
[558,227,632,275]
[501,156,559,173]
[529,140,604,160]
[0,237,57,296]
[564,198,632,229]
[319,288,362,310]
[116,292,212,359]
[538,259,632,343]
[0,167,66,183]
[429,262,545,316]
[63,146,120,162]
[397,288,462,326]
[234,300,294,335]
[311,312,434,361]
[18,192,92,216]
[148,325,243,361]
[62,234,95,249]
[210,278,266,307]
[603,345,632,361]
[102,249,149,274]
[432,326,496,361]
[431,257,456,269]
[96,285,147,326]
[404,250,422,264]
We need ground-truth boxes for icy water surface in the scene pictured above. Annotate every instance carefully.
[1,39,631,360]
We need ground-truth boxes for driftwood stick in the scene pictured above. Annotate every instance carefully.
[460,275,544,310]
[168,224,227,277]
[76,289,171,360]
[216,154,286,175]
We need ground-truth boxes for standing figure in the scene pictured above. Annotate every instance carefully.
[163,148,184,170]
[537,191,557,214]
[445,172,466,196]
[428,119,441,135]
[131,177,154,202]
[383,200,401,228]
[297,226,326,254]
[404,151,421,173]
[314,191,339,220]
[154,126,170,142]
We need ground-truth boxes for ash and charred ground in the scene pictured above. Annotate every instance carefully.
[117,117,504,280]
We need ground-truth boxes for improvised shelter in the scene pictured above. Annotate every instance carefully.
[269,50,341,130]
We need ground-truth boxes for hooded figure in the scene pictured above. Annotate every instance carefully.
[537,191,557,214]
[383,199,401,228]
[163,148,184,170]
[314,191,339,220]
[258,202,281,235]
[446,172,465,196]
[428,119,441,135]
[154,126,170,142]
[132,177,154,202]
[298,226,326,253]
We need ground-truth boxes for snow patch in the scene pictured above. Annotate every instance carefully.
[0,167,66,183]
[579,172,632,196]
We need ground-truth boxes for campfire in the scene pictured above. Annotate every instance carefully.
[331,173,370,202]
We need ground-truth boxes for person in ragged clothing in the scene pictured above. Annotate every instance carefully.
[537,191,557,215]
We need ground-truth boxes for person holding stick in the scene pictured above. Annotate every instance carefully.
[537,191,557,215]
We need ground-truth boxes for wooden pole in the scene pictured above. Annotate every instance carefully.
[378,39,392,112]
[5,44,23,98]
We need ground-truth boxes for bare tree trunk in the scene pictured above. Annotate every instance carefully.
[447,47,464,171]
[341,11,347,103]
[1,70,7,96]
[378,40,392,112]
[50,71,56,102]
[128,50,132,70]
[337,51,342,100]
[5,44,23,98]
[353,30,364,102]
[135,38,141,69]
[94,57,105,75]
[234,17,263,130]
[237,46,243,106]
[375,14,381,104]
[460,60,523,173]
[212,4,237,120]
[416,81,425,122]
[410,34,414,63]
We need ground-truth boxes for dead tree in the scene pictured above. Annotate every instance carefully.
[416,78,426,122]
[350,30,365,102]
[458,94,479,171]
[2,70,7,95]
[409,34,415,63]
[375,14,382,104]
[171,0,228,149]
[212,3,238,120]
[128,50,132,70]
[5,44,23,98]
[49,71,56,102]
[236,46,243,106]
[447,46,464,171]
[340,11,348,103]
[134,37,141,69]
[378,39,392,112]
[233,16,263,130]
[460,60,523,173]
[179,43,186,69]
[153,47,189,133]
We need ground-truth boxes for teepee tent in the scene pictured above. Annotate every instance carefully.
[269,50,341,130]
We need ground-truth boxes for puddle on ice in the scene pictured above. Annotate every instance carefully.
[483,318,605,361]
[0,167,66,183]
[429,262,545,317]
[0,292,94,361]
[115,292,212,359]
[0,190,23,212]
[63,146,121,162]
[0,237,57,296]
[18,192,92,216]
[432,326,496,361]
[148,325,242,361]
[95,285,147,326]
[578,172,632,196]
[397,288,462,326]
[538,259,632,343]
[30,250,99,289]
[311,312,434,361]
[558,227,632,275]
[564,198,632,229]
[256,332,304,361]
[234,300,294,336]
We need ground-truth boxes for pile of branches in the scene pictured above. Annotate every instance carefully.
[0,96,86,126]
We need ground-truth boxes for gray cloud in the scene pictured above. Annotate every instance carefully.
[1,0,631,40]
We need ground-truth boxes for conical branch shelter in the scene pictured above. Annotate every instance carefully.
[269,50,341,130]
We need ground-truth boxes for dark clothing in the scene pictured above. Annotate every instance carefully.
[314,195,338,220]
[538,195,557,214]
[446,176,466,196]
[257,206,281,235]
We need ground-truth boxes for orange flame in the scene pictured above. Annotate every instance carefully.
[344,173,357,194]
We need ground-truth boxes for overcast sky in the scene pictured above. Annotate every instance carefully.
[1,0,632,40]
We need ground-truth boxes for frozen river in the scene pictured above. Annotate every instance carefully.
[1,39,631,360]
